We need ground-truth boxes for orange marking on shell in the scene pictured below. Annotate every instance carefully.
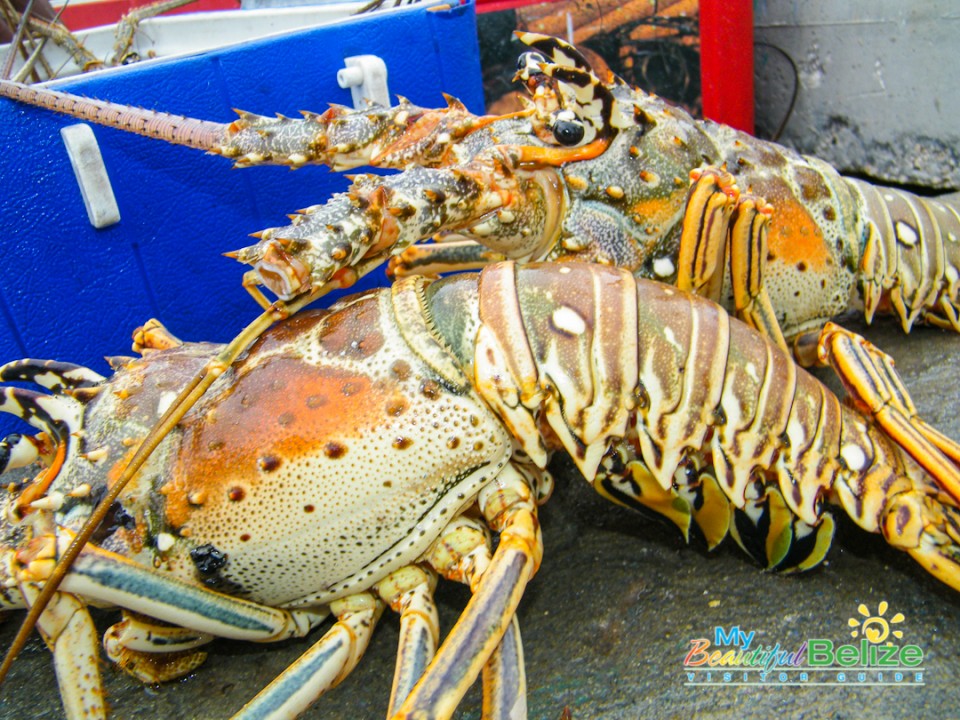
[106,444,142,490]
[629,187,688,227]
[766,195,829,269]
[167,358,385,531]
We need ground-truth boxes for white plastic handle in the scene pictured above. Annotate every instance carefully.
[337,54,390,109]
[60,124,121,229]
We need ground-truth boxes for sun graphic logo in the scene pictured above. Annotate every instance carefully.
[848,601,905,644]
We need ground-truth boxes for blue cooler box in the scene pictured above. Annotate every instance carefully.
[0,0,483,407]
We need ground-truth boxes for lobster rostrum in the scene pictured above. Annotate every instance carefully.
[2,33,959,356]
[2,262,960,719]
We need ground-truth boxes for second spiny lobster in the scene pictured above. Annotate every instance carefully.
[1,33,958,362]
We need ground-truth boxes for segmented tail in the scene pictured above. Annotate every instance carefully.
[849,178,960,332]
[464,262,960,589]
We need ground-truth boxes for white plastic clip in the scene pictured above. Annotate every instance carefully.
[337,54,390,109]
[60,124,121,229]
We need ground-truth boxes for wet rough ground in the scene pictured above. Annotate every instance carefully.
[1,316,960,720]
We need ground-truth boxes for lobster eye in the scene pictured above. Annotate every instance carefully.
[553,119,585,146]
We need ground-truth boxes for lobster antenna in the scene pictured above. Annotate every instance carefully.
[0,80,229,152]
[0,256,388,683]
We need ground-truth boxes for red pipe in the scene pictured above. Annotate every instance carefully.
[700,0,754,133]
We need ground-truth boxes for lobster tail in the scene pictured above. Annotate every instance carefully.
[850,178,960,332]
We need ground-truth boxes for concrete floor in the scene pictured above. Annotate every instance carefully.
[0,313,959,720]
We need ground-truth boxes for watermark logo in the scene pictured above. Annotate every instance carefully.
[848,601,903,643]
[682,601,925,687]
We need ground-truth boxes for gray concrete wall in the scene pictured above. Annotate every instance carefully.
[754,0,959,190]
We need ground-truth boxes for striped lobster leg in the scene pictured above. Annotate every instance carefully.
[674,167,788,354]
[852,180,960,333]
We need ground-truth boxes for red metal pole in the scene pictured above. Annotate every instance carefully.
[700,0,754,133]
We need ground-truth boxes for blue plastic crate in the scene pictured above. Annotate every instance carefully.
[0,0,482,387]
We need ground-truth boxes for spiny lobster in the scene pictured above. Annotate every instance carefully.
[1,261,960,719]
[2,32,957,362]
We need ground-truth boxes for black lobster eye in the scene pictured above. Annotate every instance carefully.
[553,119,585,146]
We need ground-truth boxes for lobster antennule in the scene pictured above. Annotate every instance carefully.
[515,31,600,76]
[0,386,82,443]
[0,359,105,392]
[0,433,43,474]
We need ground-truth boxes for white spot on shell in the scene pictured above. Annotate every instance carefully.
[157,391,178,416]
[551,306,586,335]
[653,257,675,278]
[744,362,759,385]
[895,221,918,247]
[156,533,176,552]
[946,265,959,284]
[884,193,895,203]
[840,443,867,472]
[662,326,680,352]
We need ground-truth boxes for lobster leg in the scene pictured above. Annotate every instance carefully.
[378,566,440,717]
[36,532,328,642]
[102,611,212,683]
[675,167,737,302]
[394,463,541,720]
[818,322,960,503]
[421,513,529,720]
[18,583,105,720]
[482,615,527,720]
[132,318,184,353]
[728,196,786,351]
[232,593,385,720]
[676,167,789,353]
[388,240,508,279]
[110,0,198,65]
